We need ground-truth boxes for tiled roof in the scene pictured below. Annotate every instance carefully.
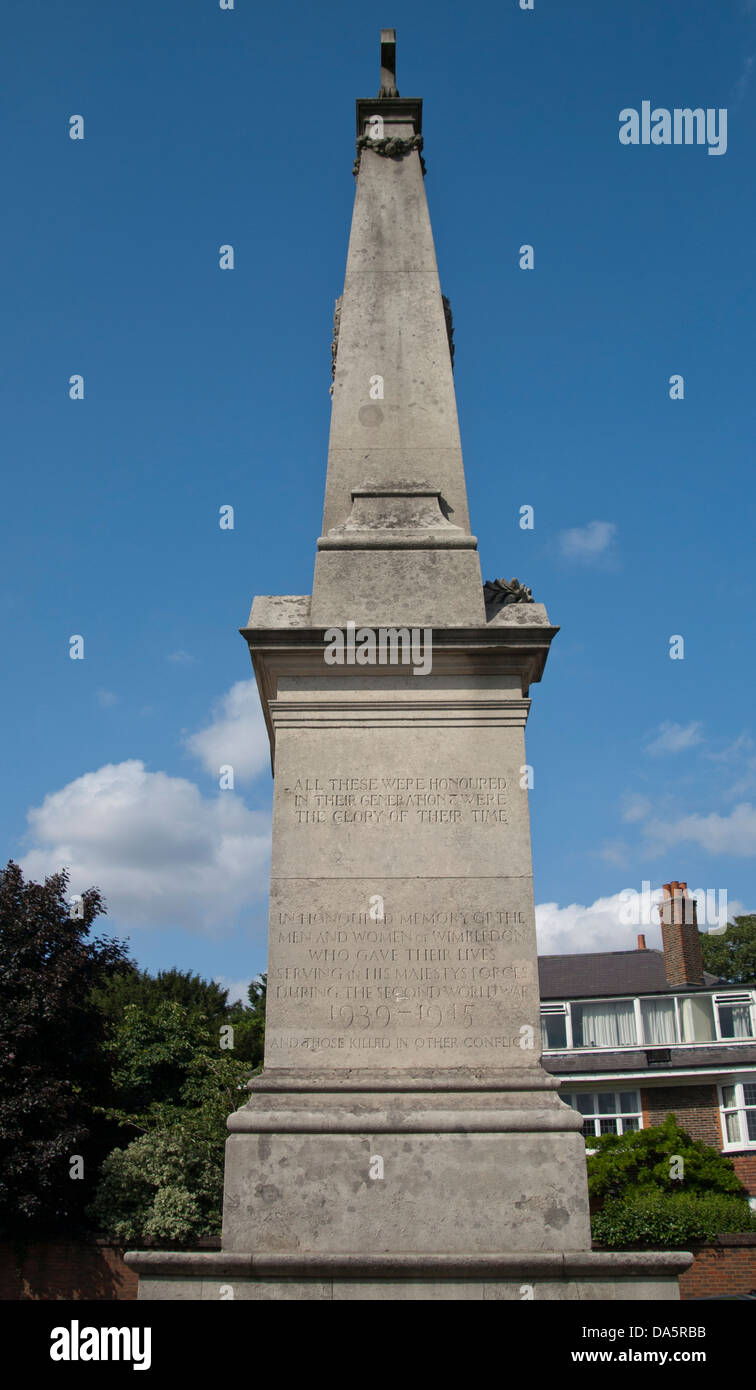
[537,948,721,1000]
[541,1043,756,1076]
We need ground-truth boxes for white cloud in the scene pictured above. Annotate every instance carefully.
[644,801,756,858]
[557,520,617,563]
[214,974,254,1005]
[21,760,271,932]
[621,794,652,824]
[96,689,119,708]
[595,840,631,867]
[645,720,703,756]
[167,650,197,665]
[536,891,662,955]
[707,733,755,763]
[536,886,750,952]
[704,734,756,799]
[185,680,270,785]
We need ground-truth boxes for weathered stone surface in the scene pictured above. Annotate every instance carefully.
[220,1131,591,1253]
[128,1249,690,1301]
[311,85,483,628]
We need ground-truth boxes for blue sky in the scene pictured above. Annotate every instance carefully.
[3,0,755,997]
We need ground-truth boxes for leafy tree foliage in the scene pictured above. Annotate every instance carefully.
[93,967,266,1068]
[88,1127,222,1244]
[700,915,756,986]
[0,861,129,1235]
[587,1115,745,1207]
[89,1004,253,1241]
[228,974,266,1068]
[1,856,267,1241]
[93,966,230,1031]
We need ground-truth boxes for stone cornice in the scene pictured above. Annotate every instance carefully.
[268,697,532,732]
[124,1249,693,1280]
[241,625,558,763]
[355,96,422,137]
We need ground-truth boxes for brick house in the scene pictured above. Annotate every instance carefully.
[538,882,756,1198]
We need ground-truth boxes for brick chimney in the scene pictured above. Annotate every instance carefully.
[658,881,704,986]
[637,934,646,950]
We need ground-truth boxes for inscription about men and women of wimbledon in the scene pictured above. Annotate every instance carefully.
[268,908,533,1058]
[284,773,509,826]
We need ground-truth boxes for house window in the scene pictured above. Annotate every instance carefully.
[540,1005,568,1050]
[719,1081,756,1147]
[715,995,755,1040]
[561,1090,642,1137]
[679,994,715,1044]
[641,998,676,1045]
[539,991,754,1051]
[571,1000,637,1049]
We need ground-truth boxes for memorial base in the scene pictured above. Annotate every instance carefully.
[125,1249,690,1301]
[125,1070,691,1301]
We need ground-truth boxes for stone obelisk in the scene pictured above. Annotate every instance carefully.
[128,33,689,1299]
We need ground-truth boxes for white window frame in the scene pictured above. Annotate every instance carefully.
[560,1089,643,1138]
[540,1003,572,1051]
[718,1077,756,1151]
[540,990,756,1052]
[569,996,641,1050]
[713,994,756,1043]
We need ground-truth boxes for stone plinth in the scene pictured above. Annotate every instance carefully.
[128,1249,690,1301]
[126,615,691,1300]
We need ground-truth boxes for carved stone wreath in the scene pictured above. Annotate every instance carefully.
[353,134,426,177]
[483,577,534,612]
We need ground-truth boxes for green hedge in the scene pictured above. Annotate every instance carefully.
[592,1190,756,1248]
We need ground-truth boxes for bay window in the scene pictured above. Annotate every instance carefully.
[539,990,754,1052]
[719,1081,756,1147]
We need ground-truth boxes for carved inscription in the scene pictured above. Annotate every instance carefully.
[267,906,534,1060]
[284,774,509,826]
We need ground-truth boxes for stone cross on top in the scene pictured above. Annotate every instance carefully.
[379,28,399,97]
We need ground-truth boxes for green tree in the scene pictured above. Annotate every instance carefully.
[93,966,230,1032]
[103,1000,221,1122]
[700,915,756,986]
[93,966,266,1068]
[89,1003,252,1242]
[226,974,266,1069]
[587,1115,746,1207]
[0,861,130,1235]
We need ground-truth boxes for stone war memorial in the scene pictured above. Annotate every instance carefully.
[127,33,691,1301]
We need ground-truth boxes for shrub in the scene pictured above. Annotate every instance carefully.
[592,1190,756,1248]
[87,1125,222,1244]
[587,1115,745,1206]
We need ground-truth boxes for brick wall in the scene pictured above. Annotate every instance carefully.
[0,1240,138,1300]
[679,1236,756,1300]
[1,1235,755,1300]
[0,1237,223,1300]
[731,1152,756,1196]
[642,1085,721,1147]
